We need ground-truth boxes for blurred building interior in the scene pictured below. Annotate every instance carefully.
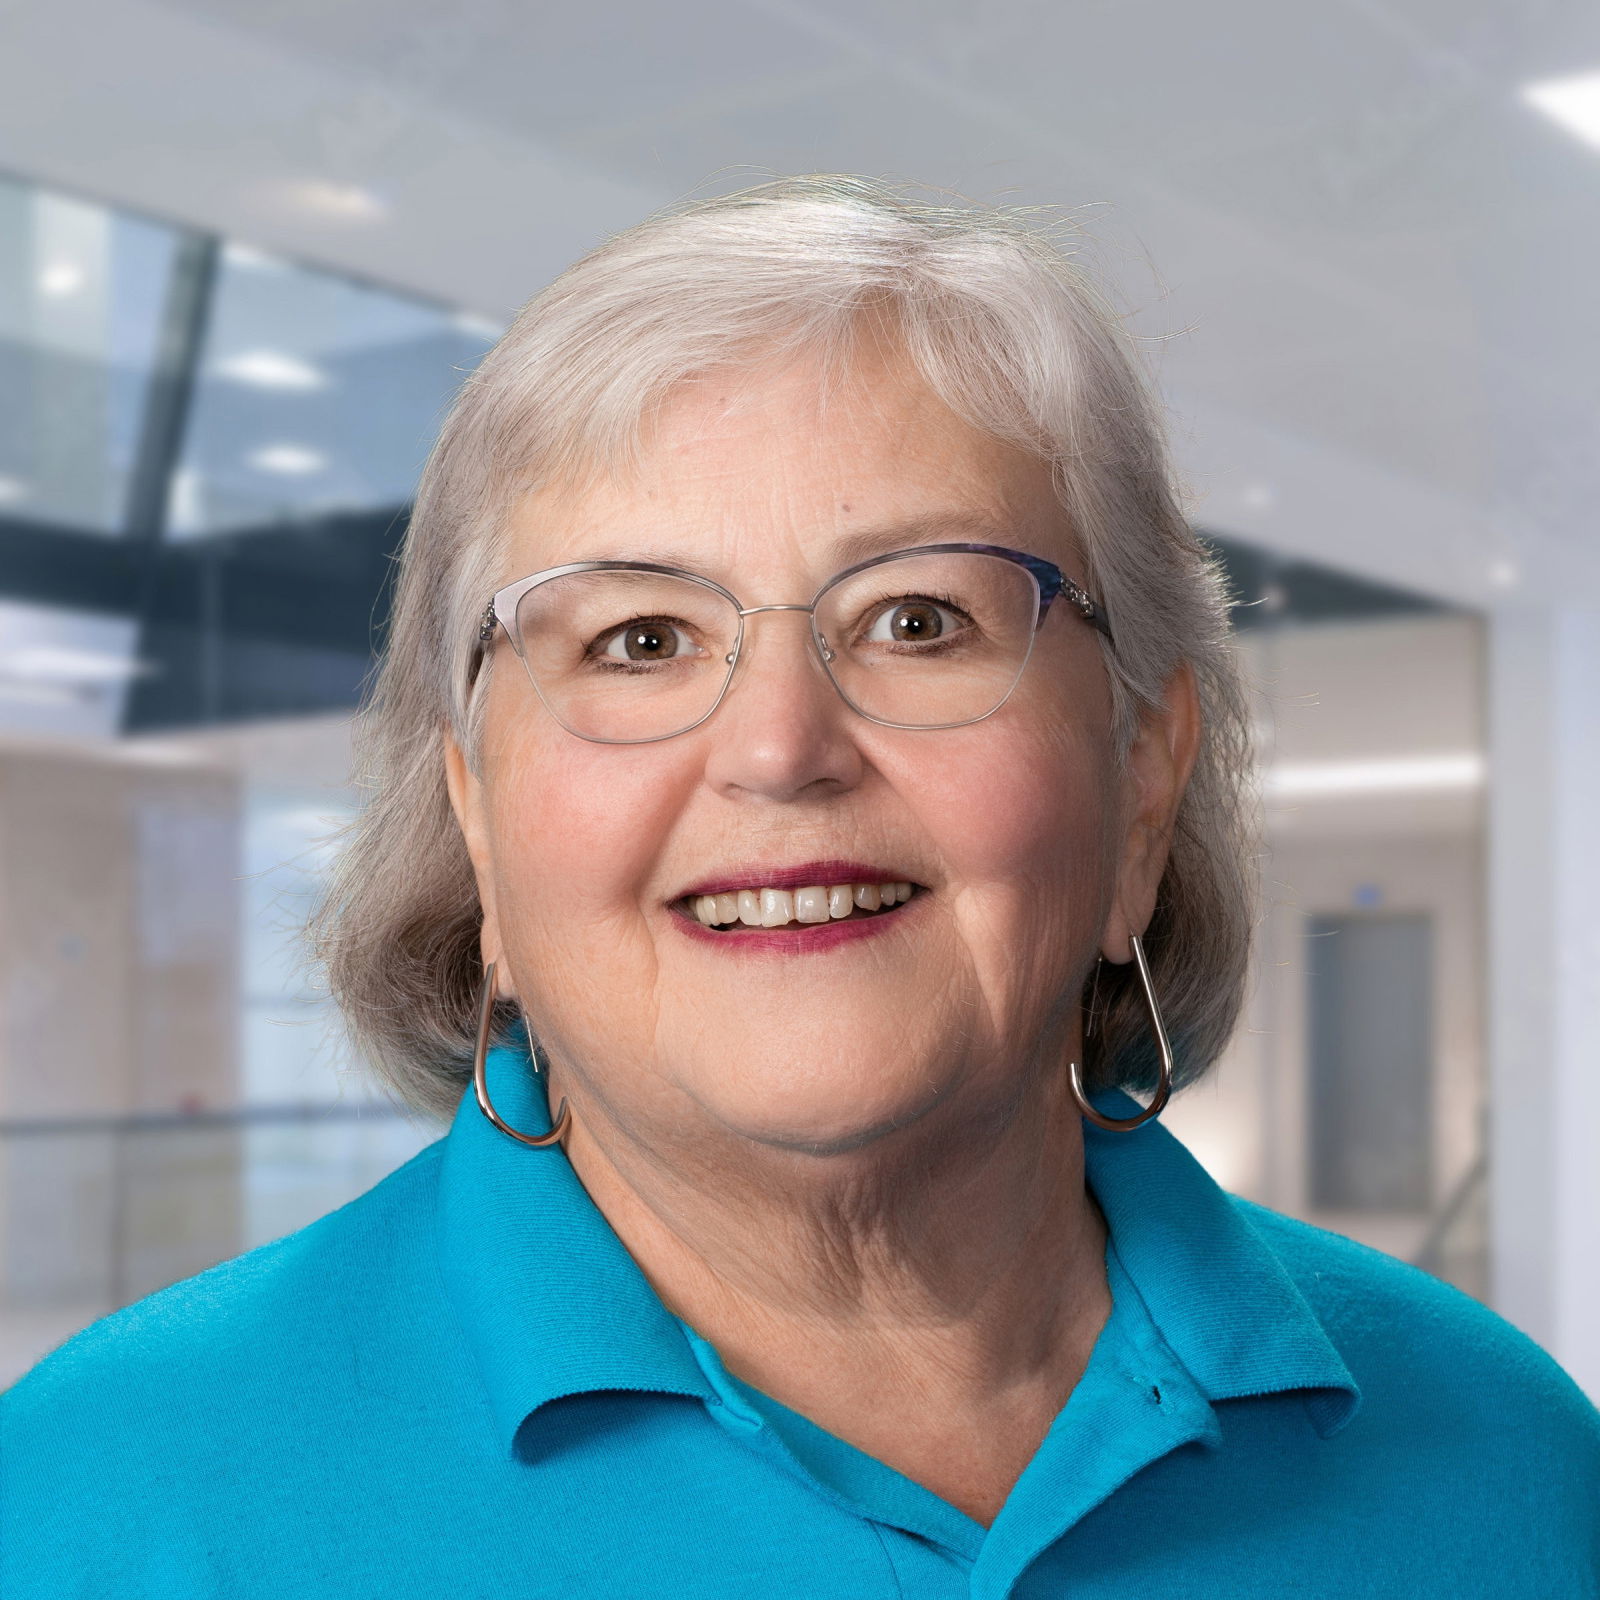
[0,0,1596,1401]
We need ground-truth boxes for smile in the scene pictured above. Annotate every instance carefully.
[668,858,927,950]
[683,879,918,931]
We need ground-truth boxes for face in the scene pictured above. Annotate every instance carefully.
[447,334,1196,1162]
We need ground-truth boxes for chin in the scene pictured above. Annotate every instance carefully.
[688,1071,954,1159]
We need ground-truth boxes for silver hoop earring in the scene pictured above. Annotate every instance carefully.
[1068,932,1173,1132]
[472,961,571,1148]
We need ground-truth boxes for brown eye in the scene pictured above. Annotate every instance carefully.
[602,620,691,662]
[866,599,956,643]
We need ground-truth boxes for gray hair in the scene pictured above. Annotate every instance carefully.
[314,175,1259,1125]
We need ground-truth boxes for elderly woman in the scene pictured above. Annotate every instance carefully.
[4,176,1597,1598]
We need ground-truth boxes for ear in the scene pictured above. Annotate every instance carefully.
[1100,658,1202,964]
[442,725,512,996]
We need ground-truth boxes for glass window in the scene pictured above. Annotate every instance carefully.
[0,173,182,535]
[169,244,501,539]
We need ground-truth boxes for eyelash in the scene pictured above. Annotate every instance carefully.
[586,617,703,669]
[854,591,974,642]
[579,589,979,672]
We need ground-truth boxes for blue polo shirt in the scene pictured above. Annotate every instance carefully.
[4,1044,1598,1597]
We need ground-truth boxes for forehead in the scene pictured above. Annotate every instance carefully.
[502,341,1077,584]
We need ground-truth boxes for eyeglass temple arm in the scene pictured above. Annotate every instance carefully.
[1010,553,1114,645]
[465,601,500,688]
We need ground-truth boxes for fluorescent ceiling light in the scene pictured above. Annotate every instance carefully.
[215,349,329,390]
[249,443,328,476]
[0,645,145,687]
[38,261,86,297]
[114,740,212,767]
[288,180,389,222]
[1522,70,1600,152]
[1265,753,1485,798]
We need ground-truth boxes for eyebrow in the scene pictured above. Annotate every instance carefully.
[567,511,1024,582]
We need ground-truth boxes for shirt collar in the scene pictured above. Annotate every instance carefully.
[435,1047,1360,1457]
[1081,1084,1362,1439]
[434,1040,715,1454]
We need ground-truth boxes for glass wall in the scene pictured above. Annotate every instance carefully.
[1162,580,1488,1305]
[0,167,503,735]
[0,172,497,1384]
[171,242,495,539]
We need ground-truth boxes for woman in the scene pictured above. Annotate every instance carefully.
[4,176,1597,1598]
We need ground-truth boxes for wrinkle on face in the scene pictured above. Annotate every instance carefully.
[462,328,1130,1268]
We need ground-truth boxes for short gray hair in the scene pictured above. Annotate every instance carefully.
[314,175,1259,1124]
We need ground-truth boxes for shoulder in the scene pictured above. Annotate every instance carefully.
[0,1139,456,1596]
[1230,1192,1600,1465]
[1,1136,447,1451]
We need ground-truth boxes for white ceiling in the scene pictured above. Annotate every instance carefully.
[2,0,1597,608]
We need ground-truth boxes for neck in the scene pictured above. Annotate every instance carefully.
[559,1061,1111,1435]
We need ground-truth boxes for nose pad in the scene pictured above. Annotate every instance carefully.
[722,610,841,712]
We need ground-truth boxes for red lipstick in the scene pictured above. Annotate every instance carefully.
[670,884,925,954]
[675,859,918,900]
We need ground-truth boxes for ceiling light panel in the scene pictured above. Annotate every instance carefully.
[1522,70,1600,152]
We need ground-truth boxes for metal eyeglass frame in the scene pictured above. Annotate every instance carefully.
[467,540,1115,744]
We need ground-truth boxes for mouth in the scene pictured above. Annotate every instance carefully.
[669,860,925,936]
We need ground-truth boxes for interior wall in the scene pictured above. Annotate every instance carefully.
[1163,614,1486,1287]
[0,741,241,1314]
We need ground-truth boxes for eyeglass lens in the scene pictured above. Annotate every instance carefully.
[511,550,1042,742]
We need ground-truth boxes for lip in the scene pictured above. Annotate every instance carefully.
[669,883,925,954]
[675,859,920,901]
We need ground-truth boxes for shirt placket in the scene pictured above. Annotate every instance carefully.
[969,1250,1222,1600]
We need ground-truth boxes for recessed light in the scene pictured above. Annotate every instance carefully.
[1488,558,1520,589]
[39,261,86,297]
[1240,481,1276,512]
[248,443,328,476]
[287,180,389,222]
[215,349,329,391]
[223,242,287,272]
[1522,69,1600,152]
[0,475,31,504]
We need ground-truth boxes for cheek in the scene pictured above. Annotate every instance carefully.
[913,710,1117,902]
[483,724,690,955]
[899,699,1121,1029]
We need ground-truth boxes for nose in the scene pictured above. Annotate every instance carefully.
[698,607,864,802]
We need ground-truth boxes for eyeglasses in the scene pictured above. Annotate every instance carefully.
[469,541,1114,745]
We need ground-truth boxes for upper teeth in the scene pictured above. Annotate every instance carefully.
[692,881,915,928]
